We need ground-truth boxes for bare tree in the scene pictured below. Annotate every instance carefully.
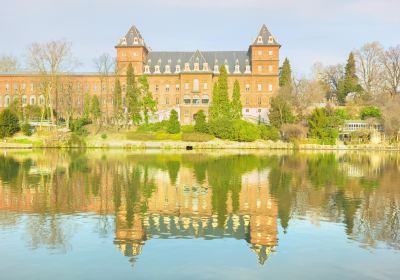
[317,64,344,102]
[94,53,115,125]
[291,78,327,118]
[381,45,400,97]
[0,55,19,72]
[354,42,384,96]
[26,39,78,125]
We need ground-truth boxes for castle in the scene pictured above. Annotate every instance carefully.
[0,24,280,124]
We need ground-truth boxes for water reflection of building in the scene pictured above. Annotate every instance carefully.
[114,168,278,265]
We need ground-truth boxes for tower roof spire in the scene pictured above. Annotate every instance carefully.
[251,24,279,46]
[116,25,147,48]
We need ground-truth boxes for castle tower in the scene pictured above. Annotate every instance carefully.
[115,25,149,74]
[249,24,280,77]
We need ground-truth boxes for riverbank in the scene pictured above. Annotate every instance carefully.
[2,135,400,151]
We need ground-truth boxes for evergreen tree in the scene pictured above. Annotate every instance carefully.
[308,107,340,145]
[194,110,208,133]
[113,78,123,122]
[209,82,219,120]
[279,58,292,87]
[338,52,361,104]
[230,80,242,120]
[0,109,20,138]
[126,63,141,124]
[90,95,101,124]
[83,92,91,119]
[138,75,157,125]
[167,109,180,134]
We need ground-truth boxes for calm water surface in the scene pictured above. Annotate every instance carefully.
[0,150,399,280]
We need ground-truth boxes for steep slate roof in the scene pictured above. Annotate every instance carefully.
[116,25,147,47]
[147,50,250,73]
[251,24,279,46]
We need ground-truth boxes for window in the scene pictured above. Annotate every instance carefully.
[30,83,34,92]
[192,95,200,105]
[268,65,273,72]
[165,84,170,92]
[203,63,209,71]
[5,96,10,107]
[144,65,150,74]
[176,84,180,91]
[184,83,189,90]
[22,83,26,90]
[165,97,169,104]
[184,63,190,72]
[258,97,261,105]
[246,96,249,105]
[133,37,138,44]
[257,84,262,91]
[257,36,263,43]
[14,83,18,91]
[268,50,273,56]
[93,84,97,92]
[39,95,45,105]
[175,65,181,73]
[22,95,27,105]
[155,85,159,92]
[133,52,137,57]
[194,63,199,71]
[202,94,209,104]
[257,50,262,56]
[258,109,262,113]
[5,84,9,91]
[193,79,199,92]
[245,65,251,74]
[257,65,262,72]
[234,64,240,74]
[154,65,160,74]
[165,65,171,74]
[176,96,180,104]
[246,108,249,113]
[268,36,273,43]
[203,83,208,90]
[122,52,126,57]
[269,84,273,92]
[183,95,191,104]
[245,84,250,92]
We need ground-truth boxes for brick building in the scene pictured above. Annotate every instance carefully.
[0,24,280,124]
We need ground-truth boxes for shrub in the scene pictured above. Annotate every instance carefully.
[137,120,169,132]
[70,118,91,136]
[67,133,86,147]
[182,132,214,142]
[194,110,208,133]
[0,109,20,138]
[167,110,181,134]
[126,131,181,141]
[360,106,381,120]
[208,117,235,140]
[101,133,107,140]
[181,125,194,133]
[21,123,33,136]
[232,120,260,142]
[259,125,280,141]
[281,124,307,141]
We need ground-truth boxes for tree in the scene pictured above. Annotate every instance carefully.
[355,42,384,96]
[26,39,78,125]
[138,75,157,125]
[209,65,230,120]
[381,45,400,97]
[279,58,292,87]
[230,80,242,119]
[318,64,344,102]
[308,107,340,145]
[83,92,91,119]
[113,78,123,125]
[94,53,114,122]
[0,109,20,138]
[268,94,295,128]
[360,106,382,120]
[126,63,141,124]
[0,55,18,72]
[90,95,102,125]
[167,109,180,134]
[194,110,207,133]
[339,52,361,104]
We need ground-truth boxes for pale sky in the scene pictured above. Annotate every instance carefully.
[0,0,399,76]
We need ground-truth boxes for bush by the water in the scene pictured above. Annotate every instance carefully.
[194,110,208,133]
[70,118,91,136]
[137,120,169,132]
[209,118,260,142]
[167,110,181,134]
[259,125,280,141]
[0,109,20,138]
[21,123,33,136]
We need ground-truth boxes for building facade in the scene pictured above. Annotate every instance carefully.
[0,24,280,124]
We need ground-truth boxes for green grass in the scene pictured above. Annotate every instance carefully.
[126,131,182,141]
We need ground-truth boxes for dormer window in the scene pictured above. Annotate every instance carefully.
[120,37,127,46]
[154,65,160,74]
[245,65,251,74]
[257,36,263,44]
[133,37,138,44]
[165,65,171,74]
[203,63,209,71]
[184,63,190,72]
[268,36,274,43]
[175,65,181,73]
[234,64,241,74]
[144,65,150,74]
[194,63,199,71]
[213,65,219,74]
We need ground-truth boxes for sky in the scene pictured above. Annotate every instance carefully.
[0,0,399,76]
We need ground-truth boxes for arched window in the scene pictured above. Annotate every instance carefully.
[39,95,45,106]
[133,37,138,44]
[202,95,209,104]
[22,95,27,105]
[192,95,200,105]
[144,65,150,74]
[5,95,10,107]
[183,95,191,105]
[193,79,199,92]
